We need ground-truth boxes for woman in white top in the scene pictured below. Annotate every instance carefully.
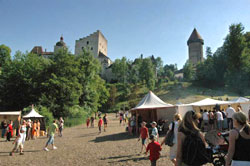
[161,113,182,166]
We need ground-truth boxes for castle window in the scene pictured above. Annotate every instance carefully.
[82,47,84,50]
[91,47,93,50]
[87,41,89,45]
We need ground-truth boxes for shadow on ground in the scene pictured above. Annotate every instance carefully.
[90,132,137,143]
[101,154,148,163]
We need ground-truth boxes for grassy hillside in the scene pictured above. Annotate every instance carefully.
[118,82,249,110]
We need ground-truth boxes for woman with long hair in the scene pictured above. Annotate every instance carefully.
[176,110,206,166]
[161,113,182,166]
[226,111,250,166]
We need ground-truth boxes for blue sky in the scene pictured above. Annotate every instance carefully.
[0,0,250,69]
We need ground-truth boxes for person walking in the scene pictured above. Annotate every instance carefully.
[201,110,209,131]
[44,120,58,151]
[10,120,27,156]
[161,113,182,166]
[1,120,7,138]
[90,117,94,128]
[146,135,162,166]
[138,121,149,154]
[176,110,208,166]
[98,117,103,133]
[6,120,13,142]
[226,111,250,166]
[32,120,37,140]
[216,110,224,131]
[86,117,90,128]
[103,114,108,132]
[37,120,40,138]
[26,119,32,141]
[151,121,159,142]
[58,117,64,137]
[226,105,236,130]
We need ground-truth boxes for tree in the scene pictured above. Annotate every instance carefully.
[224,23,245,72]
[206,47,213,58]
[0,45,11,67]
[183,61,195,81]
[111,57,129,83]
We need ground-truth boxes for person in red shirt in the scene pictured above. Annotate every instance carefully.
[138,121,149,153]
[146,135,162,166]
[86,117,90,128]
[6,120,13,141]
[98,117,103,133]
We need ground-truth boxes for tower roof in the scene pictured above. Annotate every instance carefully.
[56,36,66,47]
[187,28,204,45]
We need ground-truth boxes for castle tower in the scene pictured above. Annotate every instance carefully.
[54,36,67,53]
[187,28,204,66]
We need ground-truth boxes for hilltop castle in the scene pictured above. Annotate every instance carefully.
[31,30,114,81]
[187,28,204,66]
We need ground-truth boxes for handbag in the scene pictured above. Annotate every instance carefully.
[165,122,175,146]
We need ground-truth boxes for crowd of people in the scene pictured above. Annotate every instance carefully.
[0,117,64,156]
[135,107,250,166]
[86,112,109,133]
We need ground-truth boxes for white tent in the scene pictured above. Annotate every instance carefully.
[131,91,176,132]
[189,98,231,106]
[230,97,250,118]
[131,91,173,110]
[230,97,249,103]
[23,108,44,118]
[176,98,231,117]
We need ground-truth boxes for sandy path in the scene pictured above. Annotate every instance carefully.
[0,114,212,166]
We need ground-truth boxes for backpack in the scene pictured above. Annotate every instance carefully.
[165,122,175,146]
[182,132,212,166]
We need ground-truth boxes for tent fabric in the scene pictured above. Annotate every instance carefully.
[230,97,249,103]
[188,98,231,106]
[131,91,173,110]
[23,108,44,118]
[0,111,21,116]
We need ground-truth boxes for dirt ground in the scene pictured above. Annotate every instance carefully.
[0,114,212,166]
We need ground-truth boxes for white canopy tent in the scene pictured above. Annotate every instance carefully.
[131,91,173,110]
[131,91,176,132]
[176,98,231,117]
[23,108,44,118]
[22,106,46,131]
[230,97,250,118]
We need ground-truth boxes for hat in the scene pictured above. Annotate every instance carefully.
[28,119,31,122]
[151,121,157,125]
[149,135,155,140]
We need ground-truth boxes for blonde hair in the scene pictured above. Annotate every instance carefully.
[174,113,182,122]
[179,110,200,135]
[233,111,250,134]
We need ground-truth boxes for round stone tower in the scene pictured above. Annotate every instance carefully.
[187,28,204,66]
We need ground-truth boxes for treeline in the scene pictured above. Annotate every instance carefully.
[0,48,109,125]
[104,55,179,111]
[183,23,250,95]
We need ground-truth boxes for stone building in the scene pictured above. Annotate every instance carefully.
[187,28,204,66]
[75,30,113,81]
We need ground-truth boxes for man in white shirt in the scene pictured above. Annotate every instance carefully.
[226,105,235,130]
[216,110,223,131]
[201,110,209,131]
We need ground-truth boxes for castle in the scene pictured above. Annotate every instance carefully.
[31,30,114,81]
[187,28,204,66]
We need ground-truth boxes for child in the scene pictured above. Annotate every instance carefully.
[151,121,159,142]
[138,121,149,153]
[146,135,162,166]
[86,117,90,128]
[10,133,24,156]
[98,117,103,133]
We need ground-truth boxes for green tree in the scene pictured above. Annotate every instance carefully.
[183,61,195,81]
[0,45,11,67]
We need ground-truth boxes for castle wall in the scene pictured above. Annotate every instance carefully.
[75,31,99,57]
